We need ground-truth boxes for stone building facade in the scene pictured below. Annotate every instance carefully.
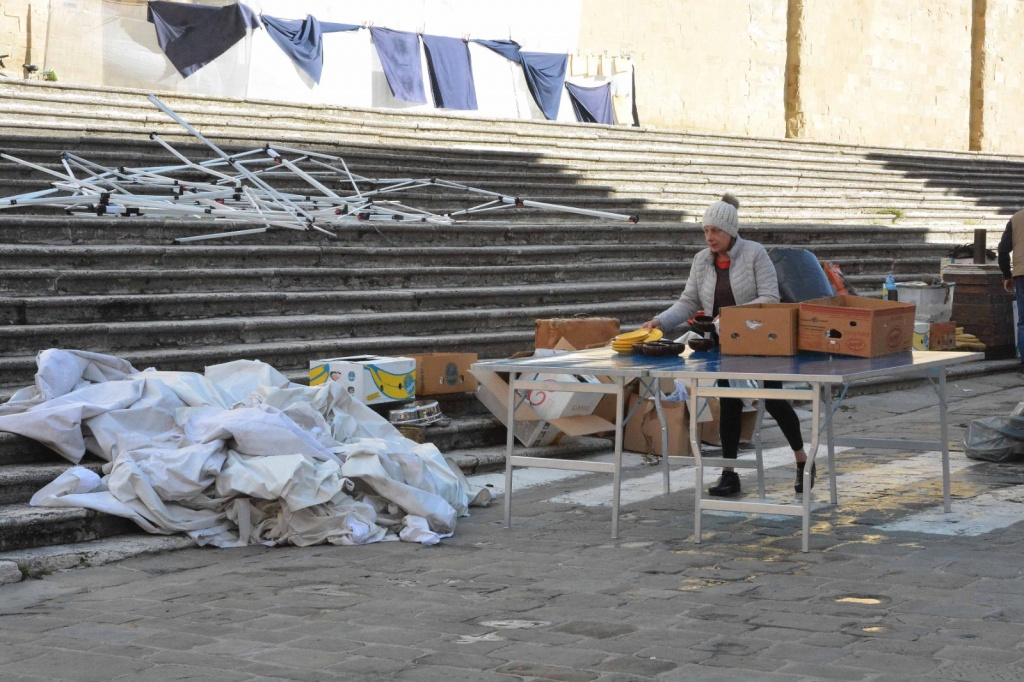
[2,0,1021,153]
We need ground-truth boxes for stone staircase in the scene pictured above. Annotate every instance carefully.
[0,79,1019,558]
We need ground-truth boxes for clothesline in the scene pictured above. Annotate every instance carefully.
[145,1,638,126]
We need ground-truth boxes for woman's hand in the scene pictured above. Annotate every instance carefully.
[640,319,661,331]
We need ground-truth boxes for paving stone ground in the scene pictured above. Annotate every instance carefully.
[1,372,1023,681]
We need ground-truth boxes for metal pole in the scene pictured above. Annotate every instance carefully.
[973,228,987,264]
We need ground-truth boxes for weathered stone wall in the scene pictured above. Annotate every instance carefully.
[577,0,789,138]
[581,0,976,150]
[0,0,48,76]
[794,0,973,150]
[975,0,1024,153]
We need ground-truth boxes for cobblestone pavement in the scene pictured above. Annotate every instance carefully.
[1,373,1023,681]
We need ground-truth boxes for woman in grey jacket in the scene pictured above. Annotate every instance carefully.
[641,194,811,497]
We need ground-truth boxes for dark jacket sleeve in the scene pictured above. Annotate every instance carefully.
[998,219,1013,280]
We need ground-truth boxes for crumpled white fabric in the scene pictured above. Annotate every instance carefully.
[15,349,494,548]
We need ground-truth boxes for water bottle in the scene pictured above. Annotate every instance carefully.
[883,275,897,301]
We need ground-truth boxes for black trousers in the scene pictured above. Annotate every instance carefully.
[716,379,804,459]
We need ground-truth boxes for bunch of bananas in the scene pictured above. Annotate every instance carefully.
[955,327,986,351]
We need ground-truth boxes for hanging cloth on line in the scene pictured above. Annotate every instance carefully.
[260,15,360,85]
[147,1,261,78]
[471,40,568,121]
[472,38,522,63]
[565,81,614,124]
[421,34,477,111]
[520,52,568,121]
[370,27,427,104]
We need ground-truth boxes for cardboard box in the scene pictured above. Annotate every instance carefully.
[697,397,758,446]
[914,321,957,351]
[408,353,478,396]
[309,355,415,405]
[623,393,692,457]
[798,295,915,358]
[526,373,605,420]
[471,358,616,447]
[720,303,800,356]
[473,372,564,447]
[535,317,620,350]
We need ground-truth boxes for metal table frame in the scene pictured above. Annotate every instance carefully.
[472,349,763,538]
[650,349,982,551]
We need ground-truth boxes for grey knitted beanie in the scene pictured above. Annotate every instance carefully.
[701,193,740,238]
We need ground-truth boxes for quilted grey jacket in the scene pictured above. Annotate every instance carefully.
[655,236,780,331]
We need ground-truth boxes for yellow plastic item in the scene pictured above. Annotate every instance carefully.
[645,328,664,342]
[614,329,650,342]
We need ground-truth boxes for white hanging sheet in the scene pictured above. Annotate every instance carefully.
[6,350,492,548]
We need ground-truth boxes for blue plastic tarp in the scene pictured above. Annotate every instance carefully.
[565,81,613,124]
[370,27,427,104]
[147,1,260,78]
[260,15,360,85]
[421,34,477,111]
[471,40,567,120]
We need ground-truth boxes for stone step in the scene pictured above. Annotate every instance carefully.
[0,214,986,248]
[0,532,197,578]
[0,432,65,466]
[6,149,1024,194]
[6,152,1024,208]
[0,502,137,553]
[4,95,1023,177]
[0,330,539,388]
[0,134,1015,210]
[0,462,105,505]
[0,261,686,296]
[4,82,1023,170]
[0,243,696,271]
[0,258,942,326]
[0,301,660,355]
[0,260,937,303]
[1,279,685,325]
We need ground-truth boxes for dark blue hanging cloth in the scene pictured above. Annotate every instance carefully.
[519,52,568,121]
[147,1,260,78]
[421,34,477,111]
[471,40,567,120]
[472,39,523,63]
[370,27,427,104]
[260,15,360,84]
[565,82,614,124]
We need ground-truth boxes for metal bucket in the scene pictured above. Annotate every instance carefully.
[894,282,955,322]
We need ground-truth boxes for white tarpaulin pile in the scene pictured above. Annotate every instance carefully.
[0,349,493,547]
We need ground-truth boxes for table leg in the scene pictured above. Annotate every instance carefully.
[802,382,822,553]
[612,377,625,539]
[938,368,951,513]
[754,381,766,499]
[650,380,670,495]
[503,371,518,529]
[821,384,838,505]
[690,378,703,544]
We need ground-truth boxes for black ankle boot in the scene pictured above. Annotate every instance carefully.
[708,471,741,497]
[795,461,816,494]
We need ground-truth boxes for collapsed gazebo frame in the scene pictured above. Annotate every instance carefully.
[0,95,639,243]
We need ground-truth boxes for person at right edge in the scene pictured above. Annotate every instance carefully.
[997,208,1024,379]
[640,193,811,497]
